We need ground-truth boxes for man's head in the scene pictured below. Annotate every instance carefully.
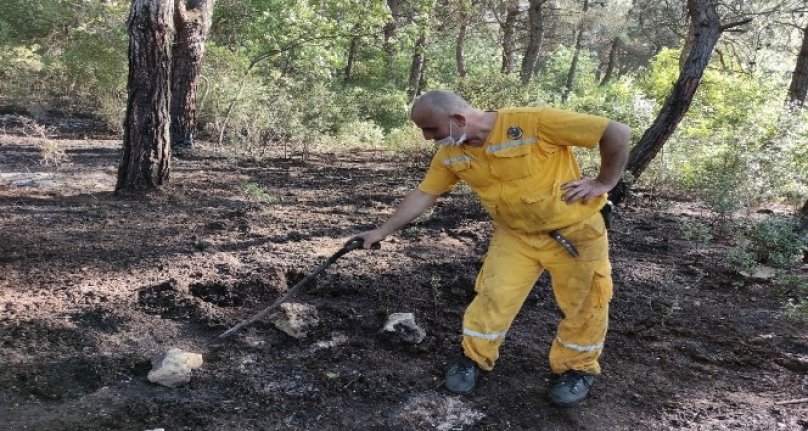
[410,90,475,144]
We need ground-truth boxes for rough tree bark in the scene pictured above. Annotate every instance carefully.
[170,0,214,152]
[345,24,361,83]
[456,13,468,79]
[500,1,520,74]
[562,0,589,102]
[787,24,808,107]
[407,32,427,102]
[116,0,175,193]
[800,199,808,262]
[609,0,750,205]
[520,0,547,84]
[383,0,402,78]
[599,37,620,86]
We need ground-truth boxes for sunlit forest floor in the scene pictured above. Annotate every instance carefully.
[1,117,806,430]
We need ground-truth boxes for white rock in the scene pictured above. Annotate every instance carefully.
[271,302,319,338]
[394,393,485,430]
[750,266,776,281]
[147,348,204,388]
[383,312,426,344]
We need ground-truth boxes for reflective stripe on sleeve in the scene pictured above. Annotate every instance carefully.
[463,328,507,340]
[556,336,603,352]
[442,154,474,165]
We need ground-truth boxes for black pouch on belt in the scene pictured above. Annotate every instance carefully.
[600,200,615,230]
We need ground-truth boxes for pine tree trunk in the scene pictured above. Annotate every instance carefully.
[407,33,426,102]
[116,0,175,193]
[384,0,401,78]
[800,199,808,262]
[599,37,619,86]
[787,25,808,107]
[562,0,588,103]
[500,3,520,74]
[345,30,360,83]
[170,0,214,152]
[520,0,546,85]
[456,19,468,79]
[610,0,722,205]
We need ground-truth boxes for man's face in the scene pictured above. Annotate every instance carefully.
[411,104,451,141]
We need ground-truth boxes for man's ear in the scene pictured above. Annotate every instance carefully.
[450,114,467,127]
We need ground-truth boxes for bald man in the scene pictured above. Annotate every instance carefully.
[354,90,630,407]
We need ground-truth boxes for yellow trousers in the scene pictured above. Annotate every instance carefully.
[461,212,613,375]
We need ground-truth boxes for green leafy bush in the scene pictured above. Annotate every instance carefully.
[729,216,807,268]
[384,123,431,152]
[679,219,713,245]
[334,120,385,148]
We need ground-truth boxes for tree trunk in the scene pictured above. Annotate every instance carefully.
[383,0,402,79]
[116,0,175,193]
[500,2,520,74]
[800,199,808,262]
[345,28,360,84]
[407,33,427,102]
[170,0,214,152]
[456,16,468,79]
[799,199,808,233]
[787,25,808,107]
[610,0,722,206]
[599,37,620,86]
[562,0,589,102]
[520,0,546,85]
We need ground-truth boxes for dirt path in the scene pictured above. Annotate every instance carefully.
[1,130,806,430]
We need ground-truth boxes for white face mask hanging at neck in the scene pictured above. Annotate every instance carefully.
[435,120,467,147]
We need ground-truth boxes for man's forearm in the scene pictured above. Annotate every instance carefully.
[377,189,438,235]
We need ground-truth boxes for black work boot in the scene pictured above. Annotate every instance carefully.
[548,370,595,407]
[444,356,479,394]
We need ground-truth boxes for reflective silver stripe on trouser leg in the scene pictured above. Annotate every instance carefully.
[463,328,507,340]
[556,336,604,352]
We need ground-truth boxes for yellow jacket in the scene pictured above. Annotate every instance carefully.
[418,107,609,233]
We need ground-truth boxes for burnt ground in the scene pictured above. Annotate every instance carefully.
[0,120,807,431]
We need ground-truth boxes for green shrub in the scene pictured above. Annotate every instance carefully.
[679,219,713,245]
[784,298,808,321]
[729,216,807,268]
[384,123,431,152]
[240,182,274,203]
[350,87,410,132]
[690,150,751,218]
[727,243,758,270]
[334,120,385,149]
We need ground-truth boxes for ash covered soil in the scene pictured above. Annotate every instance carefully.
[1,122,806,430]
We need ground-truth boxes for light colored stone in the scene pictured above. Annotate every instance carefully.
[147,348,204,388]
[394,393,485,431]
[750,266,776,281]
[382,312,426,344]
[271,302,319,338]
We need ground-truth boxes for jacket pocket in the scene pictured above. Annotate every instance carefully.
[488,142,535,181]
[593,260,613,306]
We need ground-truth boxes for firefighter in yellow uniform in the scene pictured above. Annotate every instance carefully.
[354,90,630,407]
